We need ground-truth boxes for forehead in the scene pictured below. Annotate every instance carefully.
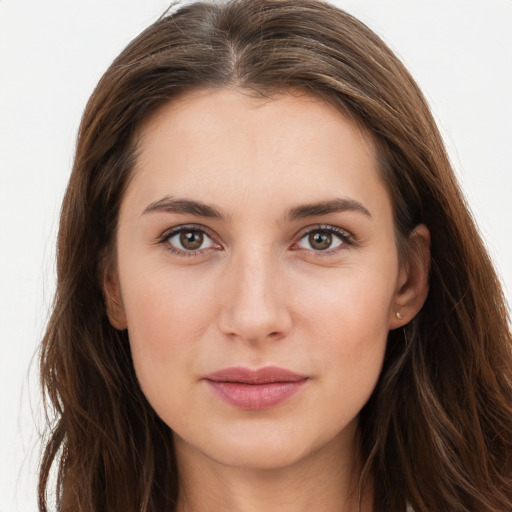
[138,87,373,159]
[124,88,390,221]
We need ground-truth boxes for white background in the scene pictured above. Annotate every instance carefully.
[1,1,511,510]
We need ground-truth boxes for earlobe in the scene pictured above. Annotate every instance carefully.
[390,224,431,329]
[103,269,128,330]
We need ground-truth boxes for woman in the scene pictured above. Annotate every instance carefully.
[38,1,512,511]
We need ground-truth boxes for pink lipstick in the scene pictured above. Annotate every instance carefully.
[204,366,308,410]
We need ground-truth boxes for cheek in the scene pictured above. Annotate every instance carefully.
[119,265,219,391]
[123,262,216,337]
[297,267,395,397]
[298,264,396,340]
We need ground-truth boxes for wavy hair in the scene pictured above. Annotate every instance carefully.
[39,1,512,510]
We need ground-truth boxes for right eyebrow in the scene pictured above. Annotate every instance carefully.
[141,196,224,219]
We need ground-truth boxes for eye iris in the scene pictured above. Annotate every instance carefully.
[180,231,203,250]
[309,231,332,250]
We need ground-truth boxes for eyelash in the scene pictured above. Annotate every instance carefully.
[157,224,220,257]
[157,224,357,257]
[293,225,357,256]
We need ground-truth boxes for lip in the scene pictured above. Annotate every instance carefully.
[203,366,308,410]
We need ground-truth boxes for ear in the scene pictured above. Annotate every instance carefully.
[389,224,431,329]
[102,267,128,330]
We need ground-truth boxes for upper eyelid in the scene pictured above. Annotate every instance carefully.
[293,224,355,241]
[291,225,358,255]
[158,223,217,241]
[158,225,221,256]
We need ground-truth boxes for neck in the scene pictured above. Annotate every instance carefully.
[174,428,373,512]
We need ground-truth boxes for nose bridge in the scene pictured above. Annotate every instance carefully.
[218,243,291,343]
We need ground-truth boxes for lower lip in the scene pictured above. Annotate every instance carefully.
[205,380,307,410]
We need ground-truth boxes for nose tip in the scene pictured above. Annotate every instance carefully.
[218,284,292,343]
[220,307,291,344]
[216,253,292,344]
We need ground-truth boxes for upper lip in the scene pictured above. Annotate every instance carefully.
[204,366,308,384]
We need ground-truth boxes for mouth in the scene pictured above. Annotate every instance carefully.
[203,366,309,410]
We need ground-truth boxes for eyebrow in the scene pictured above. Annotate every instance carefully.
[285,198,372,221]
[141,196,371,220]
[141,197,223,218]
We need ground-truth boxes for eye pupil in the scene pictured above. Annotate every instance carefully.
[309,231,332,250]
[180,231,203,250]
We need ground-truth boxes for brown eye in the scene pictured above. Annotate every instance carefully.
[308,231,332,251]
[296,227,348,252]
[163,227,218,254]
[180,230,204,250]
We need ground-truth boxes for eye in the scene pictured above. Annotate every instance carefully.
[295,226,353,252]
[160,226,220,255]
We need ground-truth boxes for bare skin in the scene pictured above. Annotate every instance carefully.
[104,88,430,512]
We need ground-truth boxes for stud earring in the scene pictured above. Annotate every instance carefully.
[396,311,403,320]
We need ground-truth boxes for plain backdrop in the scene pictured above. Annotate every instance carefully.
[1,1,511,510]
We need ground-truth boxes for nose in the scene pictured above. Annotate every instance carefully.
[217,246,293,344]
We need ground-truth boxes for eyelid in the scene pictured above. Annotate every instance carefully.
[157,224,222,255]
[291,224,357,253]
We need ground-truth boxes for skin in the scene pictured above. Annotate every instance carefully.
[105,88,430,512]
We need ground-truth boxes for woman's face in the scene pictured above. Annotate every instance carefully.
[108,89,415,471]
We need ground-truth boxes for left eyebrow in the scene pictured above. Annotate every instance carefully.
[285,198,372,221]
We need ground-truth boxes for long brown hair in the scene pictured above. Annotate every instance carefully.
[39,1,512,510]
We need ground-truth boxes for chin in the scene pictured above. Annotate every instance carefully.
[174,416,355,472]
[205,437,314,470]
